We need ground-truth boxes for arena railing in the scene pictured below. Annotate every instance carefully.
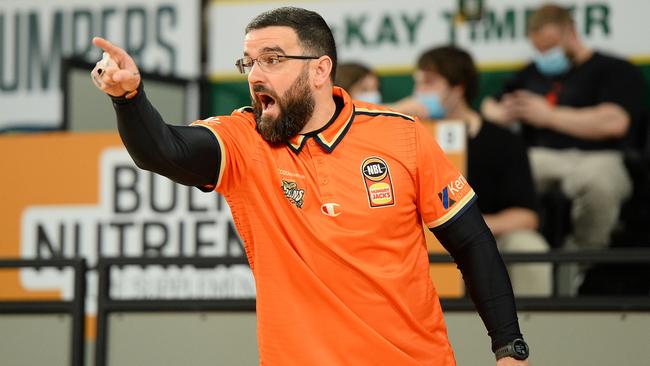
[94,256,254,366]
[93,249,650,365]
[429,248,650,311]
[0,258,86,366]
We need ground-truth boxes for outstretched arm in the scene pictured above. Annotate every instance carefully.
[91,37,220,188]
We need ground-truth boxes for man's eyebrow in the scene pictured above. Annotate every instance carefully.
[261,46,285,54]
[243,46,285,57]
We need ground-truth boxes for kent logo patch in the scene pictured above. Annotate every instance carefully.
[361,157,395,208]
[438,187,456,210]
[282,180,305,208]
[438,174,470,211]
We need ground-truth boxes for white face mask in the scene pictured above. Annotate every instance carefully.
[414,91,447,119]
[533,46,571,76]
[354,91,382,105]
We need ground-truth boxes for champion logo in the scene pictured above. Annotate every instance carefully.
[320,203,341,217]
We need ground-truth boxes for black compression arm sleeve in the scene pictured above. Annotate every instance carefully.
[430,202,522,352]
[111,84,220,188]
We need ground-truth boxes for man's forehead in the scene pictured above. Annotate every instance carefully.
[244,26,300,55]
[530,23,564,48]
[415,69,440,81]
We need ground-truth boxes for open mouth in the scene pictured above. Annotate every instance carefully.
[256,93,276,112]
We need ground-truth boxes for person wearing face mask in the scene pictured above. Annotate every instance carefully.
[335,62,382,104]
[394,45,552,297]
[481,4,645,256]
[389,54,458,121]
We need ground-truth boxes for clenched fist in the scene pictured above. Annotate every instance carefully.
[90,37,141,98]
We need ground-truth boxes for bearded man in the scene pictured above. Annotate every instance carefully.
[91,7,529,366]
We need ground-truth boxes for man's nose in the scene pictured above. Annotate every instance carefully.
[247,62,265,84]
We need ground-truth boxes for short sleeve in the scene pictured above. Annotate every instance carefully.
[597,59,645,120]
[191,109,258,194]
[415,120,477,229]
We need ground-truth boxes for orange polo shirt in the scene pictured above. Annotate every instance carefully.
[192,87,475,365]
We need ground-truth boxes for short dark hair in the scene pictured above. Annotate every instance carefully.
[417,46,478,105]
[245,7,338,81]
[527,3,574,34]
[335,62,374,91]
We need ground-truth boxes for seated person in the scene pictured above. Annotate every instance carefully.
[394,45,552,296]
[481,4,645,251]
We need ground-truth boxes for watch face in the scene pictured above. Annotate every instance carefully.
[513,339,529,359]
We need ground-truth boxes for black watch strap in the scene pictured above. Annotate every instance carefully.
[494,338,529,361]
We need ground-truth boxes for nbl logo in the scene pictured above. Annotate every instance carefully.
[363,161,387,181]
[360,157,395,208]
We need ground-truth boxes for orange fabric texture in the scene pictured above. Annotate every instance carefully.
[192,87,475,365]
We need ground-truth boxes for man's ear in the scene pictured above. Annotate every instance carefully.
[312,56,333,88]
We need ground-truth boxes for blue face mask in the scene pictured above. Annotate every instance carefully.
[415,92,446,119]
[533,46,571,76]
[355,91,382,105]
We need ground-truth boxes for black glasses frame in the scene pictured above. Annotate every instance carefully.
[235,54,320,74]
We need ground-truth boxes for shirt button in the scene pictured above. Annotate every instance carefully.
[321,178,328,185]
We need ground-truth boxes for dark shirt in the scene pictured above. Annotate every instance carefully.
[498,51,645,151]
[468,120,537,214]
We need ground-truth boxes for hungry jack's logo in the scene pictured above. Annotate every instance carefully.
[361,157,395,208]
[282,180,305,208]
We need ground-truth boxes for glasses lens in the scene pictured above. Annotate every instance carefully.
[258,54,281,73]
[235,57,253,74]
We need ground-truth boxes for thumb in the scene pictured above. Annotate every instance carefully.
[112,69,131,82]
[113,69,141,92]
[112,69,139,83]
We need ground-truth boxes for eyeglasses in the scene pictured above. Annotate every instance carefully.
[235,53,320,74]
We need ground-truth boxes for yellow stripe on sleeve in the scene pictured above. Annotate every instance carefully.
[426,190,476,229]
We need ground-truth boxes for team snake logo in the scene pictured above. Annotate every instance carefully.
[282,180,305,208]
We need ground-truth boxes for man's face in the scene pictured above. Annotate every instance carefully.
[413,69,450,96]
[243,26,316,144]
[413,69,464,114]
[529,23,573,59]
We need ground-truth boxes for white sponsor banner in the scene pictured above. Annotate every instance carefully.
[0,0,201,131]
[20,148,254,314]
[207,0,650,79]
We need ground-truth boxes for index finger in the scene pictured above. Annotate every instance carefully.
[92,37,125,58]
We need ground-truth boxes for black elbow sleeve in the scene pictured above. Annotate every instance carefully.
[430,202,523,352]
[112,85,220,188]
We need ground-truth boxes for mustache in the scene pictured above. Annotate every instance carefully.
[252,84,277,99]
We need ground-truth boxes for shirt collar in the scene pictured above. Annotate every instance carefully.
[287,87,355,154]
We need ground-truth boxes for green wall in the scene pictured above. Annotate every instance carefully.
[209,64,650,116]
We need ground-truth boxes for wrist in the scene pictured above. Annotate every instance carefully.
[494,338,529,361]
[111,83,143,105]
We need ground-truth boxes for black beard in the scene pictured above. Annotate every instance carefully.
[252,69,315,145]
